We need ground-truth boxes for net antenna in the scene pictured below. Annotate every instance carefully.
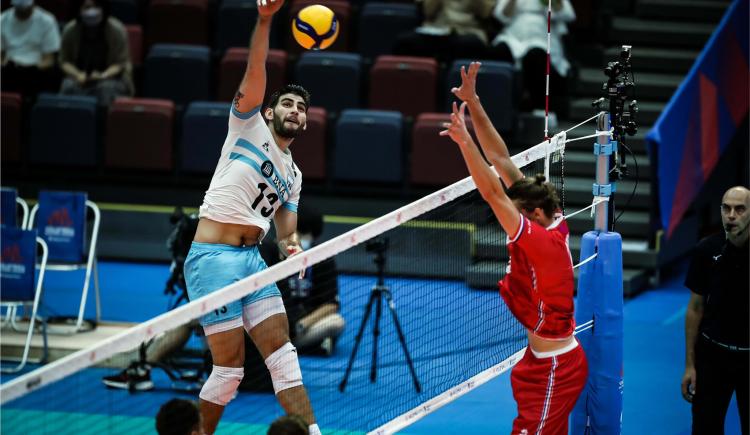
[339,237,421,393]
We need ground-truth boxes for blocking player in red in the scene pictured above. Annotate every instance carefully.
[442,61,587,434]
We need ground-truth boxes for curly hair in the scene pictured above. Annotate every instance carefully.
[506,174,561,218]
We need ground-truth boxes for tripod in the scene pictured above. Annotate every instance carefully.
[339,238,421,393]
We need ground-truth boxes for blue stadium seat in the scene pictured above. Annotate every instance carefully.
[29,94,98,167]
[357,2,419,60]
[144,44,212,107]
[215,0,283,55]
[295,52,362,115]
[181,102,229,174]
[333,109,403,183]
[446,60,516,133]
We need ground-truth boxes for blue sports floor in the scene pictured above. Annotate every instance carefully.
[0,261,742,434]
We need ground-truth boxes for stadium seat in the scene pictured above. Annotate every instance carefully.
[180,102,229,174]
[0,187,29,229]
[369,55,438,119]
[35,0,69,21]
[144,44,211,106]
[215,0,283,55]
[295,52,362,115]
[1,92,22,164]
[289,106,327,181]
[125,24,143,67]
[106,98,175,170]
[357,2,419,60]
[217,48,287,105]
[29,94,98,168]
[0,227,49,372]
[28,190,101,333]
[446,60,516,133]
[110,0,139,24]
[287,0,350,54]
[333,109,403,183]
[410,113,473,187]
[147,0,209,47]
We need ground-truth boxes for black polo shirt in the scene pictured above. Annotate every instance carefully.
[685,233,749,348]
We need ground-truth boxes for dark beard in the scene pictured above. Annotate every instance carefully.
[272,115,300,139]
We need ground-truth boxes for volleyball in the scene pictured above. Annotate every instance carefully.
[292,4,339,50]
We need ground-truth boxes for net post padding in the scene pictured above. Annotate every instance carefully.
[571,231,624,434]
[0,133,566,406]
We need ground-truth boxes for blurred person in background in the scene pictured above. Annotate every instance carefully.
[267,414,308,435]
[156,398,204,435]
[1,0,61,98]
[490,0,576,116]
[59,0,133,107]
[261,205,344,356]
[393,0,496,63]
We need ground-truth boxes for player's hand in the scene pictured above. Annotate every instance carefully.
[284,243,307,279]
[681,366,696,403]
[439,101,472,146]
[256,0,283,17]
[451,62,481,103]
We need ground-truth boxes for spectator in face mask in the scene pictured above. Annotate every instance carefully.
[59,0,133,107]
[1,0,61,97]
[260,205,345,356]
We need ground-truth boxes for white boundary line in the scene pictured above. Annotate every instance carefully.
[0,135,566,405]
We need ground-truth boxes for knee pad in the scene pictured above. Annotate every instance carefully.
[265,342,303,394]
[199,365,244,406]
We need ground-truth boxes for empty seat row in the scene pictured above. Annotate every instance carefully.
[2,92,470,187]
[127,44,516,129]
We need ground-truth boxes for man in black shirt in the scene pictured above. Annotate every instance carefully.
[683,186,749,435]
[261,205,344,356]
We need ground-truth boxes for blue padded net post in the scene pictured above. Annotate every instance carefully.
[571,112,624,434]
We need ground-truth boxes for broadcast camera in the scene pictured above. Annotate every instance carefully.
[593,45,639,182]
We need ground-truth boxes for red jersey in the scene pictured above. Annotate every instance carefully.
[498,212,575,339]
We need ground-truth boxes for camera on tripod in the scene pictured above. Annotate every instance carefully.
[365,237,389,255]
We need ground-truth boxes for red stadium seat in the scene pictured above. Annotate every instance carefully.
[1,92,22,164]
[147,0,209,47]
[369,55,438,119]
[289,106,326,181]
[105,98,174,171]
[410,113,475,187]
[287,0,350,54]
[125,24,143,67]
[217,48,288,105]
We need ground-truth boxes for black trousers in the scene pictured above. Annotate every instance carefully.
[692,335,749,435]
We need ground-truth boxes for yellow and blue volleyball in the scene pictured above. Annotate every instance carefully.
[292,4,339,50]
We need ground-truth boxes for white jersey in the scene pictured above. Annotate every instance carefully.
[199,105,302,239]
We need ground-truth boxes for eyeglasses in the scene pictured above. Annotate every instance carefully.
[721,204,747,215]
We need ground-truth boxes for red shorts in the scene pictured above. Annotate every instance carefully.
[510,340,588,435]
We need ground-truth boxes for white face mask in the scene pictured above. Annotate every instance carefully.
[81,7,103,26]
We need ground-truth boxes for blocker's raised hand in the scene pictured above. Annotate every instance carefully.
[451,62,481,103]
[440,102,472,147]
[257,0,283,16]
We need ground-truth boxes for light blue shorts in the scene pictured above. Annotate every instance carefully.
[185,242,282,328]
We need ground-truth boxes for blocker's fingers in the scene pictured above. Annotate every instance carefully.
[460,65,467,82]
[459,101,467,118]
[439,129,449,136]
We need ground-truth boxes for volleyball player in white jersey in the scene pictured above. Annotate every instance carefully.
[183,1,319,434]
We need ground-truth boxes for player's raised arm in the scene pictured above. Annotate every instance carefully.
[452,61,524,188]
[441,102,520,237]
[234,0,285,113]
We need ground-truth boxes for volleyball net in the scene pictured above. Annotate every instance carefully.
[0,127,614,434]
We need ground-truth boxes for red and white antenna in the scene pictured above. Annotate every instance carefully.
[544,0,552,140]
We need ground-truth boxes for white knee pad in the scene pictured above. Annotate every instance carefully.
[265,342,303,394]
[199,365,244,406]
